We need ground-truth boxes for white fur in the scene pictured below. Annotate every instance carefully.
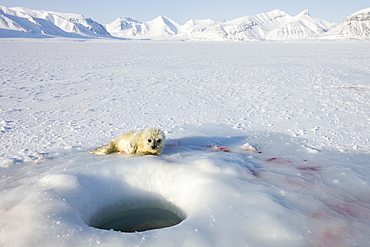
[89,127,165,156]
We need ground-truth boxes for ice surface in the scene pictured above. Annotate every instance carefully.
[0,40,370,246]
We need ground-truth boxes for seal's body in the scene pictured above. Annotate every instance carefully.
[89,127,165,156]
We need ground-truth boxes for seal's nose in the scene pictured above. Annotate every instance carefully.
[151,144,158,150]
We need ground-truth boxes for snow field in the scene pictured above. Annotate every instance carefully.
[1,40,369,163]
[0,40,370,246]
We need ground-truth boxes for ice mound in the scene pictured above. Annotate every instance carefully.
[1,128,370,246]
[39,172,187,233]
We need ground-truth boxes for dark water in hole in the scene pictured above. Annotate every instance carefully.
[94,207,184,232]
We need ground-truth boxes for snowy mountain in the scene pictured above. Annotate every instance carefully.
[0,5,110,38]
[325,8,370,39]
[1,5,370,40]
[107,9,335,41]
[265,10,335,40]
[178,19,228,41]
[106,15,179,39]
[105,17,143,37]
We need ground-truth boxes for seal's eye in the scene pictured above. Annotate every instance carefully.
[157,139,161,143]
[148,139,152,143]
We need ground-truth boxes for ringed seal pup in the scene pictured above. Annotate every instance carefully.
[89,127,165,156]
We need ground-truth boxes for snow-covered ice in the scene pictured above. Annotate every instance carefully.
[1,39,370,246]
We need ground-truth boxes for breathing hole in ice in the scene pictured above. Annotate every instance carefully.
[90,203,185,233]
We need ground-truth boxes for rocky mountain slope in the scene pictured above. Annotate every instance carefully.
[324,8,370,38]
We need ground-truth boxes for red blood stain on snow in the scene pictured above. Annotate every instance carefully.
[308,201,370,246]
[1,208,11,212]
[34,157,47,165]
[331,203,370,220]
[264,158,321,172]
[207,144,231,152]
[334,86,368,92]
[308,211,354,247]
[216,146,230,152]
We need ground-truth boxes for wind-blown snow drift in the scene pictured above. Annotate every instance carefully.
[0,40,370,246]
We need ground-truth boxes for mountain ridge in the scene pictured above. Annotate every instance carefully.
[1,5,369,40]
[0,5,110,38]
[323,8,370,38]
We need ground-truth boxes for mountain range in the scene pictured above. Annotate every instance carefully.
[0,5,110,38]
[1,5,369,40]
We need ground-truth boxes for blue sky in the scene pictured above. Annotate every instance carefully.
[0,0,368,24]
